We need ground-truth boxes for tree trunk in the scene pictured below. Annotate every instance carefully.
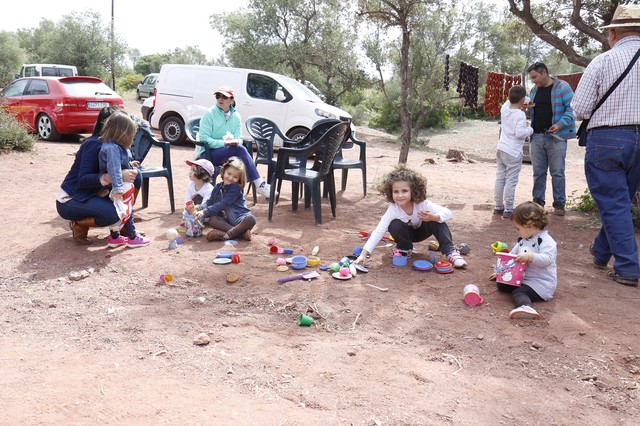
[398,19,412,164]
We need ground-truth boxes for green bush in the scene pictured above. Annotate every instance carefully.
[117,74,144,92]
[0,107,36,151]
[567,188,597,213]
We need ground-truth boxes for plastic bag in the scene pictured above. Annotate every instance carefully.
[112,182,135,225]
[183,210,203,238]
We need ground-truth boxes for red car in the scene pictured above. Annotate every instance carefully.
[0,76,124,141]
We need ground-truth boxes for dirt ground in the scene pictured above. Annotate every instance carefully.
[1,96,639,425]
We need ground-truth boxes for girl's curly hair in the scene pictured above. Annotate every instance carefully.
[511,201,549,230]
[377,163,427,203]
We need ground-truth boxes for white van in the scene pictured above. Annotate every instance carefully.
[150,64,351,145]
[16,64,78,79]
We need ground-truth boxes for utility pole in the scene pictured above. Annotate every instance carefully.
[110,0,116,90]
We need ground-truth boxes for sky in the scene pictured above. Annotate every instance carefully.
[1,0,250,60]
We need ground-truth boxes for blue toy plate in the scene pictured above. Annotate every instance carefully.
[413,260,432,270]
[217,251,234,258]
[353,264,369,273]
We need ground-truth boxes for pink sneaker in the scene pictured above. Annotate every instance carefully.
[126,234,151,248]
[107,235,128,248]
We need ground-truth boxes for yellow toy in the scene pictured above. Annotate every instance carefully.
[491,241,509,253]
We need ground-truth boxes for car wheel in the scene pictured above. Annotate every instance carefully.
[136,90,141,101]
[286,126,310,142]
[146,108,154,123]
[160,116,185,145]
[37,113,61,141]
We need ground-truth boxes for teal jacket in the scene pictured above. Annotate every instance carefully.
[529,78,576,140]
[196,105,242,156]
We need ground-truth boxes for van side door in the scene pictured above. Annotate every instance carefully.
[242,73,290,136]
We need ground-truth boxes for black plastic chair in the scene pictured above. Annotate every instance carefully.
[331,131,367,196]
[185,117,257,204]
[268,122,351,226]
[130,127,175,213]
[245,116,296,185]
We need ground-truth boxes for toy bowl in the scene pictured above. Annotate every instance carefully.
[291,255,308,270]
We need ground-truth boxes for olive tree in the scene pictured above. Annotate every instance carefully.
[0,31,25,87]
[506,0,623,66]
[211,0,367,106]
[15,11,128,82]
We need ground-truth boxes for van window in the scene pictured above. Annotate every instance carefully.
[41,66,75,77]
[25,80,49,95]
[247,73,291,102]
[23,66,37,77]
[57,68,75,77]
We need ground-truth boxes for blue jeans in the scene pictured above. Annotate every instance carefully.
[57,196,120,227]
[530,133,567,207]
[203,145,259,182]
[585,126,640,280]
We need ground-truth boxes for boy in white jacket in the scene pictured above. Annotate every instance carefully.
[494,85,534,218]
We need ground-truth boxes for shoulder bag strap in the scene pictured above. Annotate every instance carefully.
[590,47,640,117]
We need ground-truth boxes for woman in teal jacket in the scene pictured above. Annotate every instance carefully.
[197,86,273,198]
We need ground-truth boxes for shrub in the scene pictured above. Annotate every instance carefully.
[567,188,597,212]
[0,107,36,151]
[117,73,144,92]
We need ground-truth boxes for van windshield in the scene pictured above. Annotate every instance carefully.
[280,75,323,103]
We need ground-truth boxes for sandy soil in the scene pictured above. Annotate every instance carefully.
[0,96,638,425]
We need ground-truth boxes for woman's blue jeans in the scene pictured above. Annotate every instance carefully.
[204,145,260,182]
[585,126,640,280]
[56,196,120,227]
[530,133,567,207]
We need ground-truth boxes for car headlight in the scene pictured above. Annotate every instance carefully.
[315,108,336,119]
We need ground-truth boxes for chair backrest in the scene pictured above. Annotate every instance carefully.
[303,119,342,149]
[130,127,156,163]
[313,122,351,178]
[246,116,283,162]
[185,118,201,142]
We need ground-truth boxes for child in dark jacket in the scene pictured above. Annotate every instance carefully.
[194,156,256,242]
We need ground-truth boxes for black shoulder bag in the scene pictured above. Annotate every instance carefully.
[577,47,640,147]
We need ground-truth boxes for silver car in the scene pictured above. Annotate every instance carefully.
[136,73,158,100]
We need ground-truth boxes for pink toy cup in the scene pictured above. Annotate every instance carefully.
[495,253,527,286]
[463,284,483,306]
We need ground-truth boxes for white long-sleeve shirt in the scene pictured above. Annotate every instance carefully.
[363,200,453,254]
[498,101,533,158]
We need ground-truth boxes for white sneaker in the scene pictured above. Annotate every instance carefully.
[509,305,540,320]
[446,250,467,268]
[257,182,277,199]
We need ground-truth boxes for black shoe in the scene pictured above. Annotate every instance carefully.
[533,197,545,206]
[493,208,504,215]
[606,270,639,287]
[553,205,565,216]
[589,243,608,269]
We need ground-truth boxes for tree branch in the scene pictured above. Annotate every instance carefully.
[570,0,608,51]
[507,0,591,67]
